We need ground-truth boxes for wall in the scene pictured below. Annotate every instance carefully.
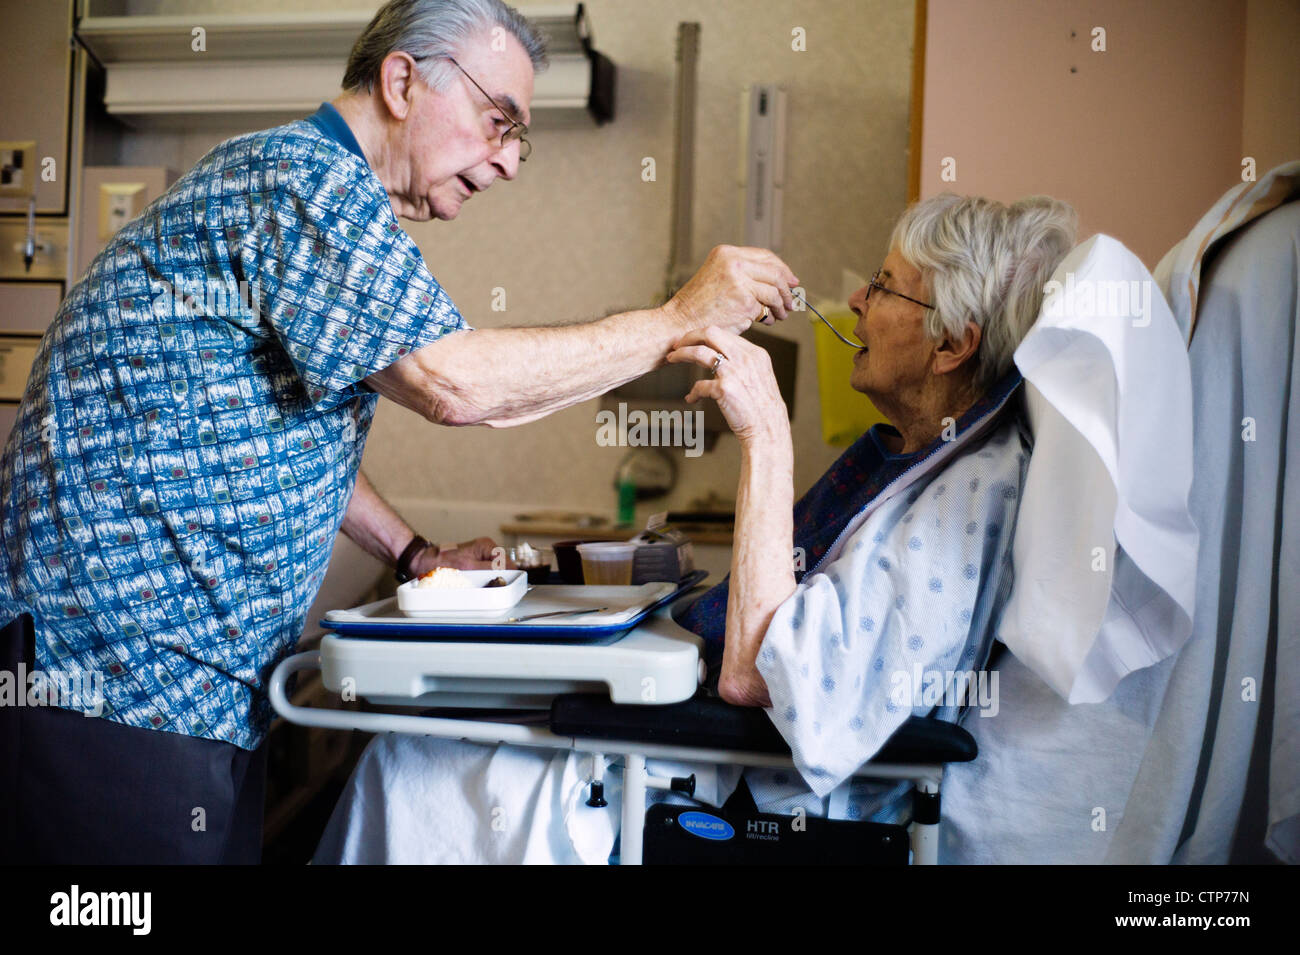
[919,0,1251,268]
[1242,0,1300,175]
[111,0,917,545]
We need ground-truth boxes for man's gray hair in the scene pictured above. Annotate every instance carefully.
[890,193,1078,392]
[343,0,548,95]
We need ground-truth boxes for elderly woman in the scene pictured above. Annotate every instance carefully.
[313,192,1078,862]
[664,192,1077,817]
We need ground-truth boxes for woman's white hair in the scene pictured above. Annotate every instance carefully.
[343,0,548,96]
[890,193,1078,391]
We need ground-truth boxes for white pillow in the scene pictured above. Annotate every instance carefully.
[1001,235,1198,703]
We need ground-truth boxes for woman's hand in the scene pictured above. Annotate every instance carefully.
[667,326,791,447]
[411,536,498,575]
[718,658,773,708]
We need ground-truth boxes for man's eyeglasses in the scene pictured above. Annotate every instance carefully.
[865,268,935,311]
[414,53,531,161]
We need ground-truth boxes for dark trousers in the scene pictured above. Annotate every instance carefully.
[1,614,267,864]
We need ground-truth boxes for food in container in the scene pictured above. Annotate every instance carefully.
[397,569,528,616]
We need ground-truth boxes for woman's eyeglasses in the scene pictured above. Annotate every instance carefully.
[865,269,935,311]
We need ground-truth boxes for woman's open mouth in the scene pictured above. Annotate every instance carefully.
[457,176,477,195]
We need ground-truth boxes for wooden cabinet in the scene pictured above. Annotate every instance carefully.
[0,2,75,216]
[0,1,77,445]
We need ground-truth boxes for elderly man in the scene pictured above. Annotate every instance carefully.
[0,0,796,864]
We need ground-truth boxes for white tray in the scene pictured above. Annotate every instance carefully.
[327,582,679,631]
[316,602,705,707]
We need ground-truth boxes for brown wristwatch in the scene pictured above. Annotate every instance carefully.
[394,534,435,583]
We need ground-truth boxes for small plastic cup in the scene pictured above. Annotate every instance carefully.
[576,542,637,586]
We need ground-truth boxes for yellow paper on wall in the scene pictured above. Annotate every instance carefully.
[813,305,888,446]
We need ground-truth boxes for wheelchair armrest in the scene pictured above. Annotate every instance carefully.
[549,693,977,764]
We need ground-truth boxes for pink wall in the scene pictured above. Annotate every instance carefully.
[1243,0,1300,175]
[919,0,1247,268]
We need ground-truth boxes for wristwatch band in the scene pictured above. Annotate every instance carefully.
[395,534,433,583]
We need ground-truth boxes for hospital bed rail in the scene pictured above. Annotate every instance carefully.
[268,650,977,864]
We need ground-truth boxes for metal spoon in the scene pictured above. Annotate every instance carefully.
[792,290,862,348]
[506,607,610,623]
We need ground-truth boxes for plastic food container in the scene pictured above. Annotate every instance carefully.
[576,542,637,586]
[553,540,602,584]
[396,569,528,617]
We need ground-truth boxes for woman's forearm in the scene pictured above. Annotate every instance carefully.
[661,323,800,705]
[720,435,797,699]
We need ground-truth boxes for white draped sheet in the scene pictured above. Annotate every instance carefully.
[943,197,1300,864]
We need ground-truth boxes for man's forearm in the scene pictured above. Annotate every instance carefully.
[364,244,802,428]
[409,305,688,427]
[340,471,419,567]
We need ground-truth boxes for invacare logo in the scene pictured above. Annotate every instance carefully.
[49,885,150,936]
[678,811,735,841]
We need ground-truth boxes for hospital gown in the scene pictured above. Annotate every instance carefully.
[746,417,1025,816]
[314,392,1029,863]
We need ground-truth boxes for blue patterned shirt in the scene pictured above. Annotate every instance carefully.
[0,105,467,749]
